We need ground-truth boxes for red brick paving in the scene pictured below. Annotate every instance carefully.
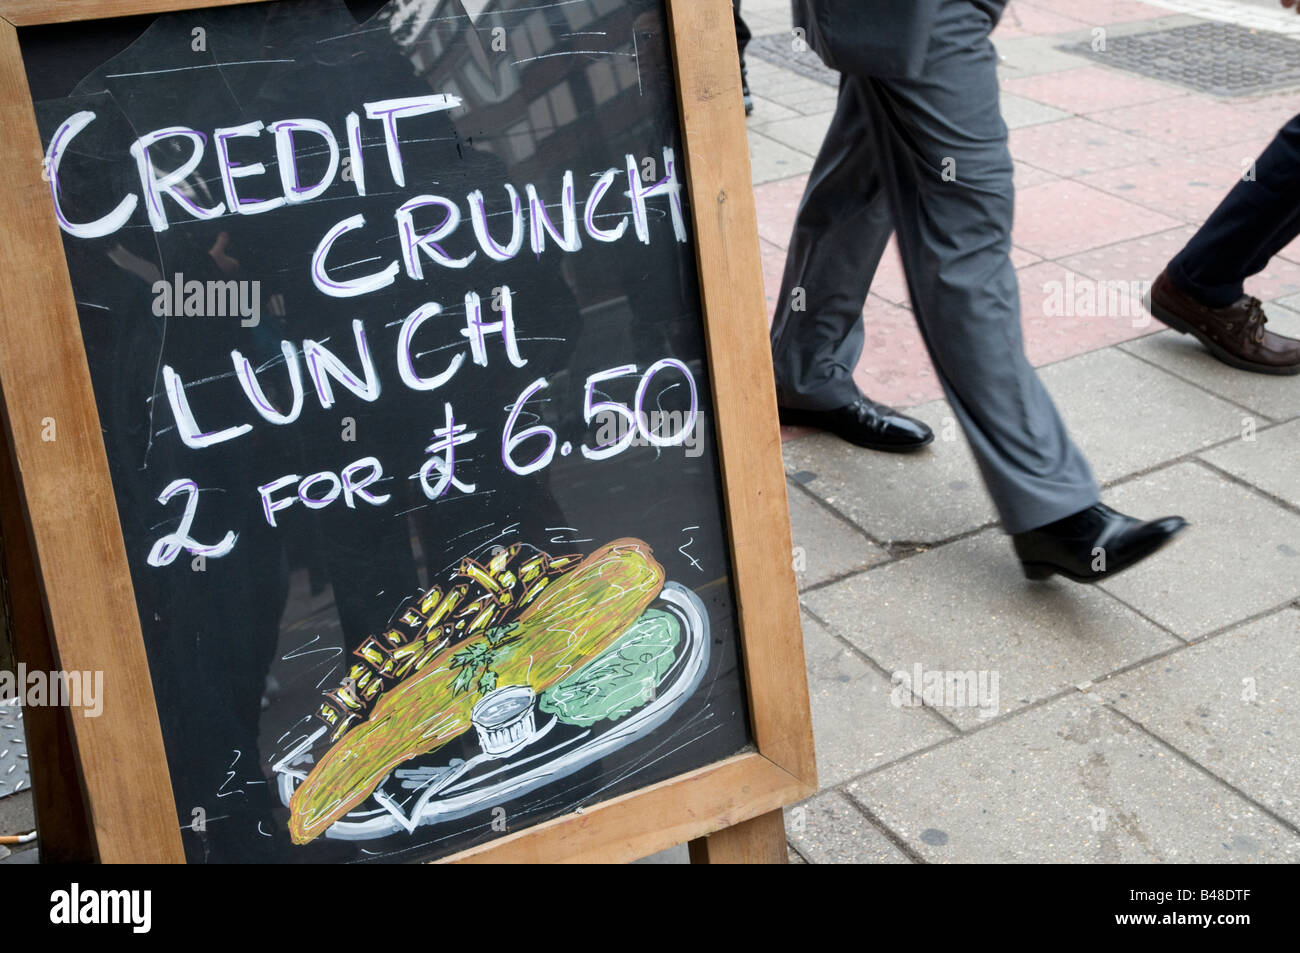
[1002,66,1185,115]
[1017,0,1169,25]
[1009,116,1179,177]
[1076,148,1259,224]
[993,3,1090,37]
[1017,260,1162,367]
[1014,179,1182,258]
[1089,96,1288,152]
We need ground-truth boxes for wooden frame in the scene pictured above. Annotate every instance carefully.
[0,0,815,864]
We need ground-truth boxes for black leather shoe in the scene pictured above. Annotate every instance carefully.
[1013,503,1188,584]
[778,396,934,452]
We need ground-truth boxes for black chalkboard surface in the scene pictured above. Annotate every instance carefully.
[23,0,751,863]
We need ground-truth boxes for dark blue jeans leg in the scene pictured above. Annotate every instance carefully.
[1167,113,1300,308]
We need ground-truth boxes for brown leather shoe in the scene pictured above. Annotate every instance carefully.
[1146,270,1300,375]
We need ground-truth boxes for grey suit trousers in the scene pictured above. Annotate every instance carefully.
[770,0,1099,534]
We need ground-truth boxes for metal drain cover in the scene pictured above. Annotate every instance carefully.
[1061,21,1300,97]
[0,700,29,799]
[747,32,838,86]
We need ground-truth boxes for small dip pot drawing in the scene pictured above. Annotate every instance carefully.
[471,685,537,755]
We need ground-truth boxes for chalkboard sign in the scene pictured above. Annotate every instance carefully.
[0,0,814,863]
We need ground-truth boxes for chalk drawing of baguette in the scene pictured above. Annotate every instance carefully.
[289,538,666,845]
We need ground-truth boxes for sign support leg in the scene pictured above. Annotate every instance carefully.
[0,428,95,862]
[687,807,787,864]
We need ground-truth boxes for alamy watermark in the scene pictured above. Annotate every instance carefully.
[0,665,103,717]
[50,884,150,933]
[1042,273,1152,328]
[891,664,1000,720]
[591,407,703,457]
[152,271,261,327]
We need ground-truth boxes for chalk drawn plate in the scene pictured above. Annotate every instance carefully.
[274,582,710,841]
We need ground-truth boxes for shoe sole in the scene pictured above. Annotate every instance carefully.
[778,408,934,453]
[1020,521,1189,584]
[1146,294,1300,377]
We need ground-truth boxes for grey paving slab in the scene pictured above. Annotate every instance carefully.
[747,33,837,87]
[746,59,828,96]
[743,5,790,22]
[745,94,800,125]
[783,400,999,545]
[0,700,27,799]
[1000,93,1071,129]
[1081,15,1205,39]
[1100,462,1300,637]
[0,788,33,845]
[748,75,830,105]
[742,0,794,19]
[1042,348,1247,484]
[751,111,834,158]
[787,483,889,589]
[800,612,953,784]
[1119,303,1300,423]
[1099,608,1300,828]
[1201,418,1300,510]
[804,531,1181,729]
[1262,298,1300,346]
[635,842,804,864]
[787,791,913,864]
[746,69,838,114]
[784,91,839,117]
[635,843,689,864]
[741,12,792,36]
[749,129,814,186]
[848,694,1300,862]
[994,35,1094,79]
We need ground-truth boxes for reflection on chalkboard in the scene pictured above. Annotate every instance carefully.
[24,0,753,863]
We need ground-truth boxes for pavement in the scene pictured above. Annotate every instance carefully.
[0,701,35,863]
[3,0,1298,867]
[648,0,1300,864]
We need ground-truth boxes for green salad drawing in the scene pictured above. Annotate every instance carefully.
[540,609,682,727]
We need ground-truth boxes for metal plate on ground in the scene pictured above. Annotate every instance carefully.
[1061,21,1300,97]
[0,700,28,799]
[747,32,838,86]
